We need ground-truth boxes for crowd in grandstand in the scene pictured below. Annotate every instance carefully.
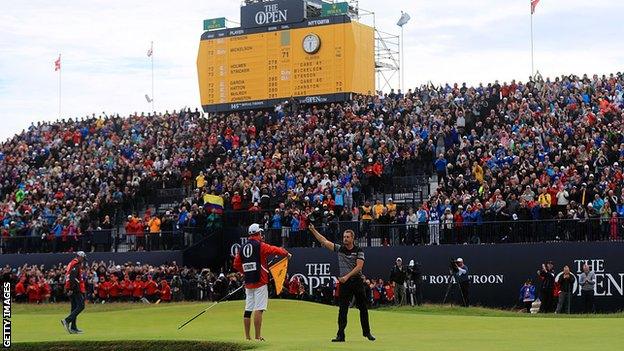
[1,72,624,252]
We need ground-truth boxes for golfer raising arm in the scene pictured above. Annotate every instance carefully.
[309,224,375,342]
[233,223,291,341]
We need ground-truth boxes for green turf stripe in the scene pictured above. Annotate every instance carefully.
[10,340,255,351]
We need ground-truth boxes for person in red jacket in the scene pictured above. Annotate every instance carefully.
[233,223,291,341]
[39,278,51,303]
[15,276,26,303]
[97,278,111,303]
[384,283,395,304]
[62,251,86,334]
[121,275,134,302]
[231,191,242,211]
[288,276,300,296]
[133,276,145,302]
[144,275,159,302]
[108,276,121,302]
[159,279,172,302]
[27,277,41,303]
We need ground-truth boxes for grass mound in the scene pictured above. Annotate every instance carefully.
[10,340,253,351]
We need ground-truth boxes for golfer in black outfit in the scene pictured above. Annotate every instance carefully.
[309,224,375,342]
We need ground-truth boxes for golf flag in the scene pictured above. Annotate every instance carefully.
[269,258,288,295]
[531,0,540,14]
[54,55,61,71]
[147,42,153,57]
[397,11,411,27]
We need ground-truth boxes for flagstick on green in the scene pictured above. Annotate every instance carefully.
[177,284,245,330]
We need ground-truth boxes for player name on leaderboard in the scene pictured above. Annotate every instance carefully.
[197,13,374,112]
[209,33,340,102]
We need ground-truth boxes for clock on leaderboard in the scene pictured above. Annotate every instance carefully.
[302,33,321,54]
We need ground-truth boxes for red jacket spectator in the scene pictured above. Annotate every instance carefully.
[72,130,81,145]
[39,280,51,300]
[109,278,121,299]
[160,280,171,302]
[15,277,26,298]
[288,276,300,295]
[144,277,159,296]
[121,277,133,297]
[27,278,40,303]
[231,193,242,211]
[385,284,395,302]
[97,279,111,300]
[125,217,144,238]
[132,278,144,298]
[372,161,383,177]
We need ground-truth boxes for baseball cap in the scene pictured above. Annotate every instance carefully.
[396,257,402,262]
[409,260,415,266]
[76,251,87,259]
[248,223,264,235]
[456,258,463,263]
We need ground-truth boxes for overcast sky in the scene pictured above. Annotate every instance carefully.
[1,0,622,141]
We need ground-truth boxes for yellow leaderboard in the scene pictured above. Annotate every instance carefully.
[197,16,374,112]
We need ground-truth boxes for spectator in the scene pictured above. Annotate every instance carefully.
[555,265,574,314]
[132,276,145,302]
[147,214,162,251]
[405,208,418,245]
[1,72,624,252]
[389,257,407,305]
[578,263,596,313]
[519,279,536,313]
[537,261,556,313]
[159,278,172,302]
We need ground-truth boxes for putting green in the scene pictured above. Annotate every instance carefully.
[10,300,624,350]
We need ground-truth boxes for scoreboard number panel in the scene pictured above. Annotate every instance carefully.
[198,17,374,112]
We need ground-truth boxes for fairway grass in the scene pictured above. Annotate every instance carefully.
[11,300,624,351]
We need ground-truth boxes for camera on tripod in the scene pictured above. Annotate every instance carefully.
[449,258,459,273]
[443,258,467,306]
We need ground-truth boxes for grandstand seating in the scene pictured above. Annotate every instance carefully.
[2,72,624,252]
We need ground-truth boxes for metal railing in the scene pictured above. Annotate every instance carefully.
[5,216,618,254]
[0,226,212,254]
[255,217,623,248]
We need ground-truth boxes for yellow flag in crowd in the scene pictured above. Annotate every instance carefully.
[269,258,288,295]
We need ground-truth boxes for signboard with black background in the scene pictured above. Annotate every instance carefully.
[287,242,624,312]
[241,0,306,29]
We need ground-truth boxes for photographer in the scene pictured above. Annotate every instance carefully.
[389,257,407,306]
[407,260,422,306]
[537,261,555,313]
[452,258,469,307]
